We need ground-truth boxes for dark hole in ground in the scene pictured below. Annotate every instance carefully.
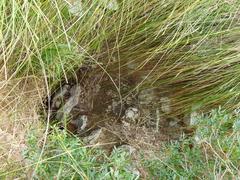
[45,65,194,153]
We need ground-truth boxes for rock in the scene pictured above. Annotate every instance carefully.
[69,115,88,133]
[78,115,88,131]
[83,128,121,147]
[51,84,71,110]
[55,85,82,120]
[123,107,140,122]
[83,128,102,145]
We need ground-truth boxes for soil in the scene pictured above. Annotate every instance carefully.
[47,65,193,154]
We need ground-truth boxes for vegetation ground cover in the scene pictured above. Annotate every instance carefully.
[0,0,240,179]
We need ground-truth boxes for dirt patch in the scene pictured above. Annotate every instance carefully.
[47,66,192,154]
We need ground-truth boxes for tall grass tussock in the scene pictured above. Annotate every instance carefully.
[1,0,240,112]
[0,0,240,178]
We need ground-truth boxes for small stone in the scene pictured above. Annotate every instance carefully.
[127,62,137,70]
[112,100,121,115]
[106,90,113,96]
[126,166,140,178]
[51,84,71,109]
[168,117,181,127]
[66,115,88,134]
[83,128,102,145]
[233,120,240,131]
[124,107,140,121]
[95,84,101,93]
[234,108,240,115]
[78,115,88,131]
[55,85,81,120]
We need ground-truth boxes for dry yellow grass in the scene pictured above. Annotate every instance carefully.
[0,74,45,177]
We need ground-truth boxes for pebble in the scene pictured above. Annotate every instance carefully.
[124,107,140,121]
[51,84,71,109]
[55,85,81,120]
[77,115,88,131]
[83,128,102,145]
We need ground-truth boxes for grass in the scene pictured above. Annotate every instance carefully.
[143,108,240,179]
[1,0,240,179]
[2,0,240,109]
[1,108,239,179]
[22,127,139,179]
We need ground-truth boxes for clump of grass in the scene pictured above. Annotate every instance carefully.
[2,0,240,113]
[95,0,240,114]
[22,127,139,179]
[4,109,236,179]
[142,108,240,179]
[1,0,111,87]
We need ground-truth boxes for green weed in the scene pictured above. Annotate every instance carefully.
[23,127,139,179]
[1,0,240,179]
[142,109,240,179]
[15,110,239,179]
